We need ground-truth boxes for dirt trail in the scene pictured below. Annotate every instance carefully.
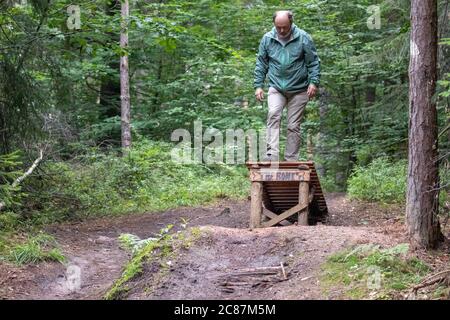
[0,193,408,300]
[133,225,397,300]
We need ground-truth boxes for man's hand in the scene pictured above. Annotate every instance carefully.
[255,88,264,102]
[307,84,317,99]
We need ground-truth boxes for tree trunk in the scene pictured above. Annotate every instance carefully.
[407,0,442,249]
[100,1,121,122]
[306,129,314,161]
[316,87,328,178]
[120,0,131,151]
[365,76,376,105]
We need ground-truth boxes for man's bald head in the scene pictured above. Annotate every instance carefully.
[273,10,294,39]
[273,10,294,24]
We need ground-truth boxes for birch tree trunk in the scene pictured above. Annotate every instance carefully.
[120,0,131,152]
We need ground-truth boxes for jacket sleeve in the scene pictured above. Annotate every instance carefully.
[303,34,321,87]
[254,36,269,89]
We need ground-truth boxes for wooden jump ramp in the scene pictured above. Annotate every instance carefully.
[246,161,328,228]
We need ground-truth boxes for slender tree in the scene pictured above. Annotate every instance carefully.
[100,0,121,122]
[120,0,131,151]
[406,0,442,249]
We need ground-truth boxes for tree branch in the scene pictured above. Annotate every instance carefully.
[0,149,44,212]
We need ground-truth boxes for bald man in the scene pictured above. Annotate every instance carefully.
[254,11,321,162]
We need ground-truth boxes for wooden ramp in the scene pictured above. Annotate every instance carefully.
[246,161,328,228]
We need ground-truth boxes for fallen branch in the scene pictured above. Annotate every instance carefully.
[218,265,289,293]
[411,269,450,293]
[13,149,44,188]
[0,149,44,212]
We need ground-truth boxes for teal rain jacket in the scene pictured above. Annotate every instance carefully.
[254,24,321,93]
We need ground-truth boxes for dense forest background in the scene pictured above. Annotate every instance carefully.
[0,0,449,230]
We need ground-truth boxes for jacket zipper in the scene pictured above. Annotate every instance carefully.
[270,30,300,92]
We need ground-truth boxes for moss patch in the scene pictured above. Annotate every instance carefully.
[105,226,202,300]
[320,244,430,299]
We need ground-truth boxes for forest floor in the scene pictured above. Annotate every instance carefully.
[0,193,449,300]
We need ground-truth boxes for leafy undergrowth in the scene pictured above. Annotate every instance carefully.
[347,158,407,203]
[105,224,202,300]
[12,140,249,228]
[0,140,248,266]
[320,243,430,299]
[347,157,449,210]
[0,231,65,265]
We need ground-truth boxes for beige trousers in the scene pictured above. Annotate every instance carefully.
[266,87,309,161]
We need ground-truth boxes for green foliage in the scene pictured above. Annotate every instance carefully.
[1,0,449,219]
[321,243,430,299]
[105,239,158,300]
[439,165,450,210]
[320,176,341,193]
[119,224,173,254]
[347,158,407,203]
[22,139,248,225]
[0,151,23,209]
[0,212,21,232]
[7,233,66,265]
[348,158,449,206]
[438,73,450,98]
